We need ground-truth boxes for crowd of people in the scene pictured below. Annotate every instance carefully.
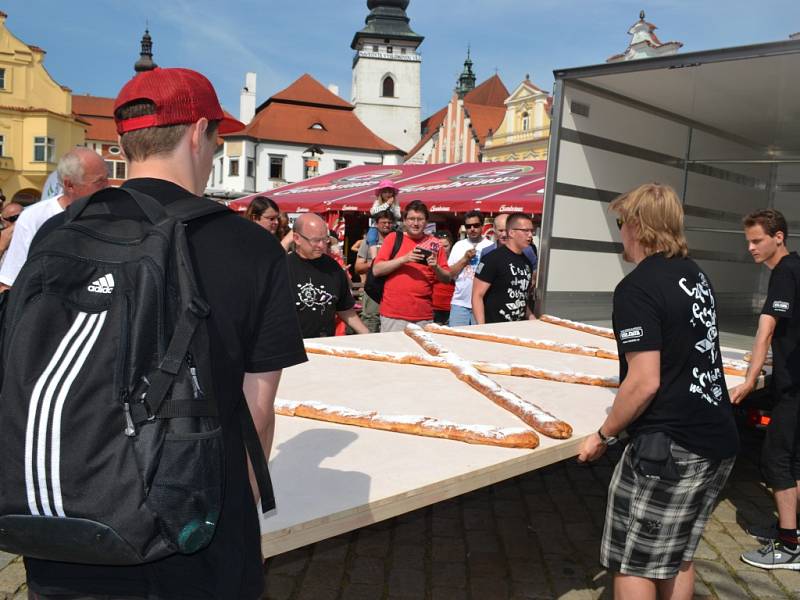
[0,64,796,600]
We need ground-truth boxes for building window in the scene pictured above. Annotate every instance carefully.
[401,47,406,54]
[33,137,55,162]
[372,45,379,52]
[218,158,223,183]
[269,156,284,180]
[115,161,126,179]
[247,158,255,178]
[229,158,239,177]
[109,145,121,155]
[0,134,4,156]
[0,68,5,89]
[522,112,530,131]
[387,46,393,54]
[309,122,325,130]
[334,160,350,170]
[382,76,395,98]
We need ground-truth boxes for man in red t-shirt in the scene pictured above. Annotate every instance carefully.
[372,200,450,332]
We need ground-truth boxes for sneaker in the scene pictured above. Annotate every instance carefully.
[741,540,800,570]
[746,520,778,542]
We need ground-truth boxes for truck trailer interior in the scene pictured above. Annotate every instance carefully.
[538,39,800,345]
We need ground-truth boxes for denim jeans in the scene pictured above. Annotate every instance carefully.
[448,304,476,327]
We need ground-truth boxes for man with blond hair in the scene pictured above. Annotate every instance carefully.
[733,209,800,570]
[22,68,306,599]
[578,183,738,600]
[0,147,108,289]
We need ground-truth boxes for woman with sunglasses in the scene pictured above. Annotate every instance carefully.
[0,202,23,266]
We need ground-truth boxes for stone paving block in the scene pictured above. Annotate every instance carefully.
[694,558,750,599]
[431,586,468,600]
[463,506,493,530]
[340,583,385,600]
[430,560,466,588]
[263,573,295,600]
[551,579,594,599]
[295,583,339,600]
[769,569,800,596]
[694,539,719,560]
[432,500,460,519]
[386,567,425,598]
[502,534,538,559]
[693,578,715,599]
[565,522,599,543]
[494,480,522,499]
[301,559,346,590]
[703,529,742,550]
[432,516,462,538]
[393,521,426,545]
[355,527,392,557]
[267,546,311,577]
[509,577,553,599]
[396,508,427,524]
[312,535,351,562]
[713,499,739,524]
[470,575,510,599]
[431,536,466,563]
[467,551,507,578]
[0,560,25,595]
[737,569,791,599]
[509,558,547,583]
[495,498,526,518]
[0,554,15,572]
[348,555,385,585]
[390,544,424,570]
[466,529,501,553]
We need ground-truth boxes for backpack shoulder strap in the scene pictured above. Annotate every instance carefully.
[389,231,404,259]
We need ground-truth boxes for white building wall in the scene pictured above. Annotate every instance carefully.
[352,39,421,153]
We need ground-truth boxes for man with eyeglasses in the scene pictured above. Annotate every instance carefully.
[472,212,534,324]
[287,213,369,338]
[447,210,493,326]
[372,200,451,332]
[0,147,108,290]
[0,202,23,268]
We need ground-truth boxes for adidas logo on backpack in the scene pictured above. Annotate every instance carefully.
[87,273,115,294]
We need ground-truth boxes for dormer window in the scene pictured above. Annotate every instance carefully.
[309,122,326,131]
[522,112,530,131]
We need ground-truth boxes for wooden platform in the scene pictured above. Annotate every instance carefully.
[260,320,752,557]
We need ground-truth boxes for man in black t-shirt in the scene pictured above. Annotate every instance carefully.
[733,209,800,570]
[472,212,533,324]
[578,183,738,599]
[24,68,307,599]
[288,213,368,338]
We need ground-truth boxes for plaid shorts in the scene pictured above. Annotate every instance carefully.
[600,439,735,579]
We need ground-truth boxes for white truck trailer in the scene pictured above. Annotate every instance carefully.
[536,37,800,337]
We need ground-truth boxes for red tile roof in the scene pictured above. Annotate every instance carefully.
[229,74,400,153]
[463,75,509,107]
[405,106,447,160]
[72,95,117,142]
[463,104,506,145]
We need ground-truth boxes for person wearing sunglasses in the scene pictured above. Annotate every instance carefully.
[0,201,23,267]
[577,183,737,600]
[0,147,109,291]
[447,210,493,326]
[287,213,369,338]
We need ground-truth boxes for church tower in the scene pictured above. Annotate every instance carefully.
[351,0,423,153]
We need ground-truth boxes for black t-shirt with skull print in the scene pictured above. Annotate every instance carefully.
[287,252,355,338]
[612,253,739,460]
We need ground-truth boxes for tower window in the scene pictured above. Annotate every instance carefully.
[373,45,379,52]
[522,112,530,131]
[382,76,395,98]
[387,46,393,54]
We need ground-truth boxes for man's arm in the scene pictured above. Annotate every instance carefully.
[372,249,420,277]
[578,350,660,462]
[338,308,369,334]
[472,278,490,324]
[730,313,776,405]
[354,256,371,276]
[242,370,282,504]
[426,252,451,283]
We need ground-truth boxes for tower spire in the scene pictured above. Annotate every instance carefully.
[456,46,476,98]
[134,27,158,73]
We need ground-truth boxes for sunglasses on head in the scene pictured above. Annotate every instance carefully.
[2,214,19,223]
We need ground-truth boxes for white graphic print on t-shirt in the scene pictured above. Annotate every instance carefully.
[680,272,724,406]
[500,262,531,321]
[296,279,334,312]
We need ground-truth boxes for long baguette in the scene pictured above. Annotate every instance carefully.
[539,314,615,339]
[405,324,573,439]
[274,398,539,449]
[304,342,619,387]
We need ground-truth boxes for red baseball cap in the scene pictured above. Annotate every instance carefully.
[114,67,245,135]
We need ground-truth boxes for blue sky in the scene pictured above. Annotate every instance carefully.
[3,1,798,119]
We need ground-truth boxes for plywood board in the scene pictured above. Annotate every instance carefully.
[260,320,753,557]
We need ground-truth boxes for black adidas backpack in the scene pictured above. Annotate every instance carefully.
[0,187,274,565]
[362,231,403,303]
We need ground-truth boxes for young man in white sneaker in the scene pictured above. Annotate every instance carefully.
[733,209,800,570]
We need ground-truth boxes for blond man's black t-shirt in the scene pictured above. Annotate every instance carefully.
[25,179,307,599]
[761,251,800,394]
[612,253,738,460]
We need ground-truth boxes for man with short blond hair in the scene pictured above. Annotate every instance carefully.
[0,147,108,289]
[23,67,306,599]
[578,183,738,600]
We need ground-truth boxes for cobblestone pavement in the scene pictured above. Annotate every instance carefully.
[1,429,798,599]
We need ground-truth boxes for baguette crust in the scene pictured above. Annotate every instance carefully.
[275,399,539,449]
[540,314,615,339]
[405,325,573,439]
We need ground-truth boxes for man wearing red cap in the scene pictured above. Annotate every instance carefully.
[23,68,307,599]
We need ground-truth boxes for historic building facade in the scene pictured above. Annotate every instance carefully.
[607,10,683,62]
[0,11,85,204]
[350,0,423,153]
[483,76,552,162]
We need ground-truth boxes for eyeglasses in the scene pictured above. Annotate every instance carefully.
[260,214,279,222]
[615,217,625,230]
[510,228,534,234]
[405,217,426,223]
[295,231,329,246]
[465,223,482,229]
[2,214,19,223]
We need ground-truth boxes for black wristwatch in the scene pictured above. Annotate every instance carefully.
[597,428,618,446]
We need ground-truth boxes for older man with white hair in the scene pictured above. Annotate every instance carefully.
[0,147,108,289]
